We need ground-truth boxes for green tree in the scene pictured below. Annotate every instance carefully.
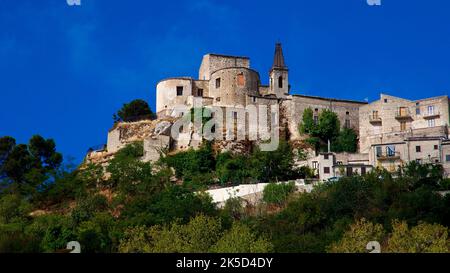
[332,128,358,153]
[0,135,63,196]
[211,223,273,253]
[386,220,449,253]
[262,182,296,206]
[113,99,155,122]
[328,218,385,253]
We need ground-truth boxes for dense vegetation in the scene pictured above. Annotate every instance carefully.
[113,99,156,122]
[300,108,358,153]
[1,135,450,253]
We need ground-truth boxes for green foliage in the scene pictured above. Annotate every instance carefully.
[113,99,155,122]
[120,185,217,226]
[71,194,109,225]
[299,108,357,153]
[386,220,449,253]
[328,218,385,253]
[76,212,116,253]
[119,215,272,253]
[332,128,358,153]
[262,182,296,206]
[25,214,75,252]
[0,135,63,197]
[211,223,273,253]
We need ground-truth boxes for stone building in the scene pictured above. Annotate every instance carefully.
[87,43,450,180]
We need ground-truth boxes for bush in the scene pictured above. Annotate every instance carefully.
[262,182,296,206]
[113,99,155,122]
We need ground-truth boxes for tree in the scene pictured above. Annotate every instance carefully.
[113,99,155,122]
[317,109,340,142]
[328,218,385,253]
[119,215,222,253]
[211,223,273,253]
[262,182,296,206]
[386,220,449,253]
[299,108,316,135]
[0,135,63,196]
[332,128,358,153]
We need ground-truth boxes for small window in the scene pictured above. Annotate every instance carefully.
[252,97,257,103]
[337,161,343,165]
[384,99,388,103]
[176,86,183,96]
[345,119,351,128]
[216,97,221,102]
[428,119,436,127]
[197,89,203,97]
[376,146,382,157]
[446,155,450,162]
[400,121,406,131]
[387,145,396,156]
[215,78,221,88]
[312,161,319,169]
[324,167,330,174]
[346,111,349,115]
[434,145,438,150]
[361,167,366,175]
[416,146,421,153]
[278,76,283,88]
[233,112,238,119]
[237,73,245,86]
[428,105,435,115]
[416,108,421,115]
[324,154,329,160]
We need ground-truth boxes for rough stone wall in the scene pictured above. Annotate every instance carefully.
[284,95,365,141]
[209,68,260,107]
[143,135,171,162]
[156,78,193,112]
[199,54,250,81]
[359,94,449,153]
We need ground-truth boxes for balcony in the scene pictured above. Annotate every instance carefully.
[395,108,412,120]
[423,111,440,119]
[376,151,401,161]
[369,115,382,124]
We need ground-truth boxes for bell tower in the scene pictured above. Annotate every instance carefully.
[269,43,289,98]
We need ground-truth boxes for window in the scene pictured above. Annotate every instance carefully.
[237,73,245,86]
[176,86,183,96]
[400,121,406,131]
[278,76,283,88]
[387,145,396,157]
[434,145,439,150]
[446,155,450,162]
[428,105,435,115]
[373,110,379,119]
[416,146,421,153]
[428,118,436,127]
[416,108,421,115]
[233,112,238,119]
[337,161,343,165]
[197,89,203,97]
[384,99,388,103]
[376,146,382,157]
[314,115,319,125]
[312,161,319,169]
[345,119,351,128]
[324,154,329,160]
[252,97,257,103]
[216,97,221,102]
[324,167,330,174]
[346,111,349,115]
[215,78,221,88]
[346,167,353,177]
[361,167,366,175]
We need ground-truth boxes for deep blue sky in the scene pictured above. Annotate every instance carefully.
[1,0,450,164]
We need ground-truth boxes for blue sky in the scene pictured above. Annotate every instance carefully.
[1,0,450,163]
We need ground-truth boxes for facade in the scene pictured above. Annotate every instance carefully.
[90,43,450,180]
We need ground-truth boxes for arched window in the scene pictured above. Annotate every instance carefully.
[278,76,283,88]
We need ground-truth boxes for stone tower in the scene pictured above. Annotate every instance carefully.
[269,43,289,98]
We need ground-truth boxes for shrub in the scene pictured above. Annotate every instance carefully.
[262,182,296,206]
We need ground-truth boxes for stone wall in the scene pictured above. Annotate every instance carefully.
[199,54,250,81]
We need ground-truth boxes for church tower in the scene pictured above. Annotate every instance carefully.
[269,43,289,97]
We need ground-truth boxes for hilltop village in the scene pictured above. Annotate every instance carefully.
[86,43,450,181]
